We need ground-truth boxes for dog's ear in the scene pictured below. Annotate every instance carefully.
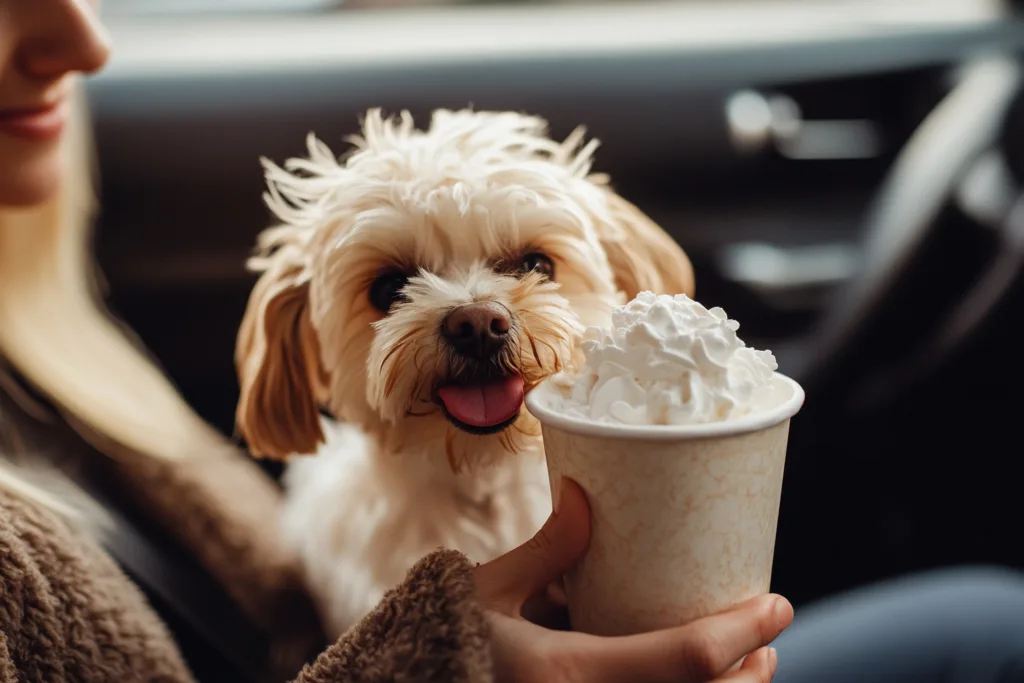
[236,244,327,460]
[596,190,696,299]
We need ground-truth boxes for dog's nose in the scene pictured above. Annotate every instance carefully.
[442,303,512,358]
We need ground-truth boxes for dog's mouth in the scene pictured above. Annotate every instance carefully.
[436,374,525,435]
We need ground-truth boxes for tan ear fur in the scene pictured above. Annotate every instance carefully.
[598,190,696,299]
[236,249,327,460]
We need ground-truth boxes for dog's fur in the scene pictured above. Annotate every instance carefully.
[235,108,694,637]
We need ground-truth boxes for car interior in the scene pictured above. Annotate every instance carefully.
[85,0,1024,679]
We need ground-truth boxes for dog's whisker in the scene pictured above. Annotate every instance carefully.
[378,327,422,375]
[411,343,433,377]
[508,427,522,452]
[405,405,438,418]
[520,324,545,371]
[515,336,527,371]
[535,336,563,374]
[520,417,542,438]
[496,346,519,377]
[410,372,434,408]
[383,345,413,400]
[444,427,460,471]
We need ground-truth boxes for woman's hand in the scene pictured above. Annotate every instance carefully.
[473,478,793,683]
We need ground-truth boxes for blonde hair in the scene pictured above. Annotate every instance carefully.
[0,81,226,509]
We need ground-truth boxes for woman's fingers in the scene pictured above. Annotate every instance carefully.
[546,578,568,607]
[521,593,572,631]
[473,477,591,612]
[714,647,777,682]
[571,594,792,683]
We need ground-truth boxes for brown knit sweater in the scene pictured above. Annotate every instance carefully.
[0,487,494,682]
[0,383,494,682]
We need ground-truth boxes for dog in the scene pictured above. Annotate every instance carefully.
[234,108,694,637]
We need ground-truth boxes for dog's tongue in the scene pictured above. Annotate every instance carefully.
[438,375,525,428]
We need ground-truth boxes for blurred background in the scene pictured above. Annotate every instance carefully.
[85,0,1024,677]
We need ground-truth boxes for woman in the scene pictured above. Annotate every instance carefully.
[0,2,789,681]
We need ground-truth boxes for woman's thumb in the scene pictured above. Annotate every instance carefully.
[473,477,591,608]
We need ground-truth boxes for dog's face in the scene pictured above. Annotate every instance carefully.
[236,109,694,470]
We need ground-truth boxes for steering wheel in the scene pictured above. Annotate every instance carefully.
[792,55,1024,412]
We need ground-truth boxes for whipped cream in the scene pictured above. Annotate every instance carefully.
[550,292,778,425]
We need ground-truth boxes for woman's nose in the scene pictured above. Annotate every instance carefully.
[17,0,111,80]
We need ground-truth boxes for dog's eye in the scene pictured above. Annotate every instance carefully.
[519,252,555,279]
[369,271,410,313]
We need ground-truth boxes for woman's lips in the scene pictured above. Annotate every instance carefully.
[0,100,68,141]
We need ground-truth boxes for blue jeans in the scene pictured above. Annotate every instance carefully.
[774,567,1024,683]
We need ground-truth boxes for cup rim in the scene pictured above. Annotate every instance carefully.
[524,372,805,441]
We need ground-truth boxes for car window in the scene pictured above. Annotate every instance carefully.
[100,0,1001,19]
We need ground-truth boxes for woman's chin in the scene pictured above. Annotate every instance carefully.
[0,143,62,207]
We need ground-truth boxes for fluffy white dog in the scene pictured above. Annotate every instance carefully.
[235,108,694,637]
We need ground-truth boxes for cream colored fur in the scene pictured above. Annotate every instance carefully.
[236,108,694,637]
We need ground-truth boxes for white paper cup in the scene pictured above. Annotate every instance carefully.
[525,373,804,637]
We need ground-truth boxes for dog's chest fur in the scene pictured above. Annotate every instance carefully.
[279,419,552,638]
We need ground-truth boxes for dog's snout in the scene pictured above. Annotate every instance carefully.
[442,303,512,358]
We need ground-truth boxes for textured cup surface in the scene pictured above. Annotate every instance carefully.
[526,373,803,636]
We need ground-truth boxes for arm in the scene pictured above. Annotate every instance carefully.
[105,444,319,632]
[101,445,326,676]
[293,479,791,683]
[0,483,196,683]
[293,549,494,683]
[0,632,17,683]
[1,372,321,650]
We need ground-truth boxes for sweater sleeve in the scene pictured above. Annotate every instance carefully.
[292,549,494,683]
[0,487,196,683]
[0,631,19,683]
